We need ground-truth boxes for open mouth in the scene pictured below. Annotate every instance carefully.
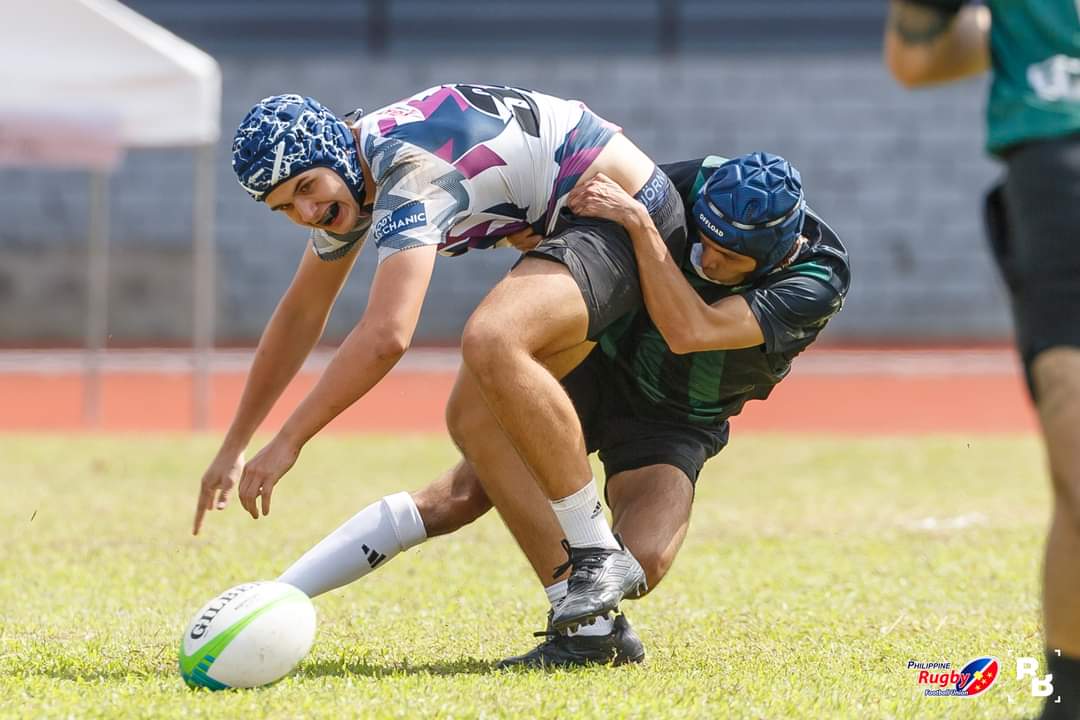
[319,202,341,229]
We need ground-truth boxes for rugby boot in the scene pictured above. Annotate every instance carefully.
[496,612,645,669]
[550,537,648,631]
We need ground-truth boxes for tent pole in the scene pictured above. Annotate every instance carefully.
[192,142,215,430]
[84,170,109,428]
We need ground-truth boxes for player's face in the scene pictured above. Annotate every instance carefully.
[265,167,361,234]
[696,231,757,284]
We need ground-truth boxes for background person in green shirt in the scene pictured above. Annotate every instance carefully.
[886,2,1080,717]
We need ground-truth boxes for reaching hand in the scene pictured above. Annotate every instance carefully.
[237,436,302,522]
[567,173,640,225]
[193,449,244,536]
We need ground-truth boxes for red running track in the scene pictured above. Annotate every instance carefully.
[0,348,1039,434]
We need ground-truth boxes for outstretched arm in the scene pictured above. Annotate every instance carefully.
[193,246,358,535]
[567,174,763,355]
[884,0,991,88]
[236,244,439,520]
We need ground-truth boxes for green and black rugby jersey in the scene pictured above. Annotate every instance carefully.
[593,157,851,427]
[925,0,1080,153]
[986,0,1080,153]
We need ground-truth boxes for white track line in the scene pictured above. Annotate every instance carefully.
[0,347,1022,376]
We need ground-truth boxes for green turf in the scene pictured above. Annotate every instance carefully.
[0,433,1052,719]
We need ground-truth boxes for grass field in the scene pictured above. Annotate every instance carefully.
[0,433,1052,719]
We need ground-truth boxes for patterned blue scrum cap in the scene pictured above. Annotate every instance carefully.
[231,94,364,204]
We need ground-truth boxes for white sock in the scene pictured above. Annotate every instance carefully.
[549,480,618,550]
[277,491,427,598]
[545,580,568,609]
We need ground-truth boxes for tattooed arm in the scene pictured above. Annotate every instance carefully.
[884,0,991,88]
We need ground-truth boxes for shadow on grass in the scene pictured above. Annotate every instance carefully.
[298,656,497,678]
[4,657,498,684]
[5,660,496,686]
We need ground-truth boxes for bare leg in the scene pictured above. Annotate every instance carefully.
[464,279,649,628]
[446,343,594,585]
[1034,348,1080,656]
[460,258,594,501]
[411,460,492,538]
[277,335,597,602]
[608,465,694,595]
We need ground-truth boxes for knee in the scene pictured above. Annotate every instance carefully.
[461,312,519,378]
[1032,347,1080,413]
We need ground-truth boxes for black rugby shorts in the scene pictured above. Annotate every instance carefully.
[986,133,1080,395]
[521,166,687,340]
[561,348,729,496]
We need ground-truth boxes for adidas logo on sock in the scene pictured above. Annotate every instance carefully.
[361,543,386,568]
[590,501,603,519]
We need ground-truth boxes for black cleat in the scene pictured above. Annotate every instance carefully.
[550,537,647,631]
[496,612,644,669]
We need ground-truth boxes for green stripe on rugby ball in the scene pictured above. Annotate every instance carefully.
[179,586,308,690]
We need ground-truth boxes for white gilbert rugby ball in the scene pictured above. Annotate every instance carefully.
[179,581,316,690]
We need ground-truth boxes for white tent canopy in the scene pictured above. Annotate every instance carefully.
[1,0,222,427]
[5,0,220,149]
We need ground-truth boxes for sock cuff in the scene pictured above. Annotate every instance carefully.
[383,491,427,551]
[545,579,568,608]
[549,479,617,550]
[550,479,599,512]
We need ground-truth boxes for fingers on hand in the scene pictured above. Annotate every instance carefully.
[193,485,210,535]
[193,504,206,536]
[260,484,272,517]
[239,468,260,519]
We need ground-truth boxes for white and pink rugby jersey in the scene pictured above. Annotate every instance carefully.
[309,84,621,262]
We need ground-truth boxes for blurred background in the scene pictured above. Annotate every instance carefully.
[0,0,1017,430]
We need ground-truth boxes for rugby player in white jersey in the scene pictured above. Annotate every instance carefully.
[194,85,686,627]
[268,152,849,667]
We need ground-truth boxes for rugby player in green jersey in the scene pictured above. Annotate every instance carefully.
[886,3,1080,716]
[274,152,851,668]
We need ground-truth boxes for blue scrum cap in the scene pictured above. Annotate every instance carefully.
[231,94,364,204]
[692,151,805,280]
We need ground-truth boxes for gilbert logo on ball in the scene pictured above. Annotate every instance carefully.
[179,581,316,690]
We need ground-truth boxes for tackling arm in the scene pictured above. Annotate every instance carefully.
[884,0,991,88]
[619,206,764,355]
[567,173,764,354]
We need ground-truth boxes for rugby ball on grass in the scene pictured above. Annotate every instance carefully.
[179,581,315,690]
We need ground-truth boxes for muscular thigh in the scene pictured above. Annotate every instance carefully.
[468,257,591,358]
[446,343,596,435]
